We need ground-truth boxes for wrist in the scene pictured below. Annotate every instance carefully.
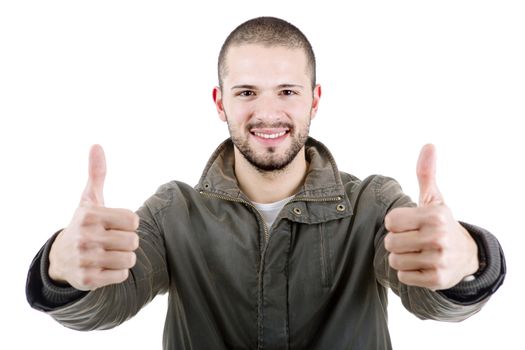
[462,225,480,278]
[48,230,68,284]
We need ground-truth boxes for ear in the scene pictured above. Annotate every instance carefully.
[310,84,322,120]
[212,86,227,122]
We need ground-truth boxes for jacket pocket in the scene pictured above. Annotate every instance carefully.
[319,223,333,288]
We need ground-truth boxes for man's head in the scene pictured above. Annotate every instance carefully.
[218,16,316,90]
[213,17,321,173]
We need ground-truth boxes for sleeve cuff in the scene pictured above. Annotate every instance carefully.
[438,222,506,305]
[26,230,87,311]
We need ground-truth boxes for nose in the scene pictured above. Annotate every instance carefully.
[252,93,286,122]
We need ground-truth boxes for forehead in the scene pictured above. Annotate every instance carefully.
[223,44,310,86]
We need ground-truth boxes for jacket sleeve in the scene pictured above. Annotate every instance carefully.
[372,176,506,321]
[25,189,170,331]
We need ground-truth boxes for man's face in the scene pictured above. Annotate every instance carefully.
[213,44,321,172]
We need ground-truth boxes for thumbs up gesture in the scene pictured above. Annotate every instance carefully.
[384,145,479,291]
[48,145,140,291]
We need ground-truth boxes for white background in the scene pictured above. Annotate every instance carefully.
[1,1,523,349]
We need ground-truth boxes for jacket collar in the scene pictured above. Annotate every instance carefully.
[196,137,346,201]
[196,137,353,224]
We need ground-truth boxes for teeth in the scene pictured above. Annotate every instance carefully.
[254,131,287,139]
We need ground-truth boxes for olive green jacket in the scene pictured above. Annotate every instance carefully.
[26,137,505,349]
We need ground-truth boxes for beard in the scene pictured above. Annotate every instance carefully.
[227,115,311,173]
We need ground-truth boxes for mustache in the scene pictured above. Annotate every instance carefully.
[246,121,294,130]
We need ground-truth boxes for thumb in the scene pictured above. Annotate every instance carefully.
[80,144,106,206]
[417,144,444,206]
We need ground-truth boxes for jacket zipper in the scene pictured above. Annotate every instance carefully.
[199,190,270,350]
[288,196,342,204]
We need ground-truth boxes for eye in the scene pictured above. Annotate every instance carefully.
[280,89,297,96]
[238,90,255,97]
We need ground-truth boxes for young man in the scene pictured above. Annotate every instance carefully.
[27,17,505,349]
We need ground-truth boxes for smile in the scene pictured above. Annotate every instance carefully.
[253,131,287,139]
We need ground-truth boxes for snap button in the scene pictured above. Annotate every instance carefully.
[293,207,302,215]
[336,204,346,212]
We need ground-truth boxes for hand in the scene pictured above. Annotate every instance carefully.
[384,144,479,291]
[48,145,140,291]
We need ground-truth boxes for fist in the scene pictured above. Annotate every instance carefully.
[48,145,140,291]
[383,144,479,291]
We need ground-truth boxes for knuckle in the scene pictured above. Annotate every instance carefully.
[427,210,448,227]
[428,270,445,289]
[131,213,140,230]
[385,208,404,228]
[76,207,98,226]
[127,252,137,268]
[118,269,130,283]
[77,251,95,268]
[78,270,95,288]
[383,233,394,252]
[74,231,94,251]
[429,231,448,250]
[429,259,441,270]
[388,253,397,268]
[129,233,140,251]
[76,254,89,267]
[384,214,392,230]
[73,237,88,252]
[133,234,140,250]
[122,210,139,230]
[384,210,398,230]
[397,270,406,284]
[434,252,447,270]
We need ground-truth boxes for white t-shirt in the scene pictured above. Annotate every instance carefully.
[252,195,295,229]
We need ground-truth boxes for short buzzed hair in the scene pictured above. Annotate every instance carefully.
[218,17,316,90]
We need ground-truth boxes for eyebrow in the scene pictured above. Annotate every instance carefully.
[231,84,256,90]
[230,84,304,90]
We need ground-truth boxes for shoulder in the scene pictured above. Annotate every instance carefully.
[339,172,411,208]
[140,180,198,216]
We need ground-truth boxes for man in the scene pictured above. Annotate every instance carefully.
[26,17,505,349]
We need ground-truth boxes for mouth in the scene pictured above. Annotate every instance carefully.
[250,128,290,143]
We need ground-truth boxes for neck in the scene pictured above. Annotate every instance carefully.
[234,147,308,204]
